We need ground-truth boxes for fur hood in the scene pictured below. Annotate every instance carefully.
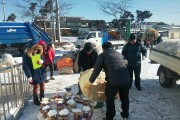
[27,44,43,57]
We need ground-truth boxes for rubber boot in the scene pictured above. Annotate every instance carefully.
[33,97,40,106]
[40,90,44,101]
[77,83,82,95]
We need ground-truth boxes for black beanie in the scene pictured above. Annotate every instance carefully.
[102,42,112,49]
[84,42,93,52]
[129,33,136,41]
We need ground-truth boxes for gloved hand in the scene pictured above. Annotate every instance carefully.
[28,77,33,84]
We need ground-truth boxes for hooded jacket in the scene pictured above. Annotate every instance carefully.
[22,43,45,84]
[38,40,55,65]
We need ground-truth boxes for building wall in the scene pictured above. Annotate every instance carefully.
[169,28,180,39]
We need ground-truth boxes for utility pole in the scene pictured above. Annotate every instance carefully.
[56,0,61,43]
[2,0,6,21]
[50,0,54,42]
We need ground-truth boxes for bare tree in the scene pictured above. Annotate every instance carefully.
[14,0,73,31]
[96,0,131,39]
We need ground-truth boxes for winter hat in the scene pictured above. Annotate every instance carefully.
[129,33,136,41]
[38,40,46,46]
[28,40,37,48]
[84,42,93,52]
[102,42,112,50]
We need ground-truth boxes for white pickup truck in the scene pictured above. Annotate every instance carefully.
[75,31,125,49]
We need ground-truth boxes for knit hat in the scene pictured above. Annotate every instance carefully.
[38,40,46,46]
[129,33,136,41]
[102,42,112,49]
[84,42,93,52]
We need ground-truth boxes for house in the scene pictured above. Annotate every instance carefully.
[157,27,180,40]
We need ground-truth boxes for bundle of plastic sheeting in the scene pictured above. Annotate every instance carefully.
[56,57,74,70]
[154,40,180,58]
[79,68,107,102]
[58,66,74,74]
[1,53,15,66]
[73,53,79,73]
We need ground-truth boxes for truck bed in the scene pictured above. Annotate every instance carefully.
[149,49,180,74]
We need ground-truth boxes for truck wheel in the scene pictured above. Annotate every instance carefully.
[159,69,172,88]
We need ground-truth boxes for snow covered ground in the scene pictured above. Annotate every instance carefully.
[17,49,180,120]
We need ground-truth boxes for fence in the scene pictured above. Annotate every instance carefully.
[0,63,32,120]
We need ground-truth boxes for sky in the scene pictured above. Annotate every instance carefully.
[1,0,180,25]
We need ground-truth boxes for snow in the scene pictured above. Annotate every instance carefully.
[16,49,180,120]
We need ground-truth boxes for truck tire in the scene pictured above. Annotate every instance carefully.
[159,69,172,88]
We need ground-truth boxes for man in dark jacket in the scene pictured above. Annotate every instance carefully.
[89,42,130,120]
[156,34,163,44]
[22,40,45,106]
[77,42,98,95]
[122,33,147,90]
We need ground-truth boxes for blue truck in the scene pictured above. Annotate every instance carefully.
[0,22,52,56]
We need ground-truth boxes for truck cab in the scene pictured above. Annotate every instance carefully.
[75,31,103,48]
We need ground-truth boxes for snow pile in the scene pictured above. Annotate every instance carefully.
[47,110,57,117]
[59,109,70,116]
[154,39,180,58]
[1,53,15,66]
[82,106,91,113]
[72,109,82,113]
[41,100,49,105]
[66,99,76,105]
[42,105,50,111]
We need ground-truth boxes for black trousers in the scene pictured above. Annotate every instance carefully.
[105,84,129,119]
[44,63,54,78]
[127,65,141,88]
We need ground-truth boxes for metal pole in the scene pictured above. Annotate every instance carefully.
[50,0,53,38]
[56,0,61,42]
[2,0,6,21]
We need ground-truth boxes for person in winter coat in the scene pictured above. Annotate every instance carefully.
[122,33,147,90]
[38,40,55,82]
[89,42,130,120]
[77,42,98,95]
[156,34,163,44]
[22,40,45,106]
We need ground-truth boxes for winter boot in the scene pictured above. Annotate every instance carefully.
[77,83,82,95]
[40,90,44,101]
[50,76,55,80]
[33,97,40,106]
